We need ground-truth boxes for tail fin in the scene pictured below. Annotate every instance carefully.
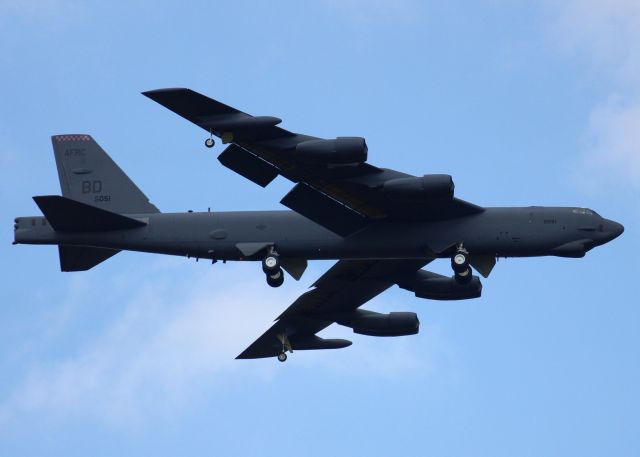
[52,135,159,214]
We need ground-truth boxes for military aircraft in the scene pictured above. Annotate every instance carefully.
[13,89,623,362]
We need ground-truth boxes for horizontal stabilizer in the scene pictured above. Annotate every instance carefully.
[33,195,147,232]
[281,183,368,236]
[218,144,279,187]
[59,245,120,271]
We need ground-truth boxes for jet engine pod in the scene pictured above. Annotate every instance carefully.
[383,174,454,199]
[398,270,482,300]
[295,137,368,164]
[346,310,419,337]
[413,275,482,300]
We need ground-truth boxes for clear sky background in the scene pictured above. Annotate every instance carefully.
[1,1,638,456]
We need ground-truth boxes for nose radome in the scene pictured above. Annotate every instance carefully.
[606,219,624,240]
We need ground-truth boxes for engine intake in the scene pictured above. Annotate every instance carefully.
[383,174,454,199]
[339,310,419,337]
[295,137,368,164]
[399,270,482,300]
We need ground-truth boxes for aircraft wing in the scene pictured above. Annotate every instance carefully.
[236,258,432,359]
[143,88,483,236]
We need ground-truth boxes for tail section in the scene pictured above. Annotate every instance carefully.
[52,135,159,214]
[30,195,147,272]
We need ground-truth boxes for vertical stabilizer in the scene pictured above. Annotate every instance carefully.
[52,135,159,214]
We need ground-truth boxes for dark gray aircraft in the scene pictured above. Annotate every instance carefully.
[13,89,623,362]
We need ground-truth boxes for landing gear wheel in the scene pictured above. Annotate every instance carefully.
[204,137,215,148]
[266,268,284,288]
[277,352,287,362]
[451,251,469,273]
[262,253,280,273]
[455,266,473,285]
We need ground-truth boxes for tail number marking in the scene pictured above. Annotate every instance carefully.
[81,180,112,202]
[82,180,102,193]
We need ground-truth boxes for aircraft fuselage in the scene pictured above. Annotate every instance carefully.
[14,205,623,261]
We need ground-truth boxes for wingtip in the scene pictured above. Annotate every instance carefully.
[142,87,190,97]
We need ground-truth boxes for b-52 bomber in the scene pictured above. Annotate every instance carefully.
[14,88,623,362]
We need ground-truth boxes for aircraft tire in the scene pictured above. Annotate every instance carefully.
[205,138,215,148]
[266,268,284,287]
[454,267,473,285]
[262,254,281,273]
[278,352,287,362]
[451,252,469,273]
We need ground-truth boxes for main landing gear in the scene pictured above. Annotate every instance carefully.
[451,245,472,285]
[262,249,284,288]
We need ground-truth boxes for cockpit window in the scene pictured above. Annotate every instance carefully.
[572,208,594,215]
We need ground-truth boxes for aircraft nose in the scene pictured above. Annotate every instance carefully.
[603,219,624,241]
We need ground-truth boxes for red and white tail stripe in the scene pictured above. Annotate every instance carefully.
[53,135,92,142]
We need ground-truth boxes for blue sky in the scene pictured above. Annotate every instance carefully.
[1,1,638,455]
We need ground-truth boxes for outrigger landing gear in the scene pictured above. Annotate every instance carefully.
[276,333,292,363]
[204,130,215,148]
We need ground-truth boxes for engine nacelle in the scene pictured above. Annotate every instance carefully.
[414,276,481,300]
[295,137,368,164]
[383,174,454,199]
[398,270,482,300]
[341,310,419,337]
